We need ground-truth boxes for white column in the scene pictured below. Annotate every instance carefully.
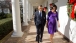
[22,0,28,26]
[28,3,31,21]
[11,0,23,37]
[26,0,29,21]
[29,4,31,19]
[31,5,33,19]
[30,5,33,19]
[48,0,53,11]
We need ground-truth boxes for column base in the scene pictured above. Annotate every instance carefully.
[28,19,31,21]
[27,18,31,21]
[22,22,29,26]
[11,31,24,37]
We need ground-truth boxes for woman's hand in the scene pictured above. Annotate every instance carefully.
[46,24,48,28]
[58,21,60,27]
[58,23,60,27]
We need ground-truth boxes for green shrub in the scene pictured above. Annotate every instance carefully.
[0,13,12,20]
[0,18,13,40]
[0,12,7,19]
[6,13,12,18]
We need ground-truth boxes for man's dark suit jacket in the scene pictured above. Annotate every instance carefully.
[34,11,46,26]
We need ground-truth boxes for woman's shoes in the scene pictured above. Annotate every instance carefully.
[50,41,53,43]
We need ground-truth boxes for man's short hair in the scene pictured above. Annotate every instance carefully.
[39,5,42,7]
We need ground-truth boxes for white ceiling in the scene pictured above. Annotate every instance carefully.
[29,0,45,6]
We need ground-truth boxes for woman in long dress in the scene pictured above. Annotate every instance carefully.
[46,4,60,43]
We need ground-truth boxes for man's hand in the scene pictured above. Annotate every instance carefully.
[46,21,48,28]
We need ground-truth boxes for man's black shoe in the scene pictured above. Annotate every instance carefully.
[36,39,38,41]
[40,39,42,42]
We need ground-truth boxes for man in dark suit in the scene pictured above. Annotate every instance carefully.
[34,5,46,43]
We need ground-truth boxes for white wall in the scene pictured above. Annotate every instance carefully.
[55,0,70,38]
[56,0,76,43]
[58,5,70,39]
[55,0,70,39]
[55,0,68,34]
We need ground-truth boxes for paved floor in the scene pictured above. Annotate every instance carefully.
[25,20,68,43]
[1,20,69,43]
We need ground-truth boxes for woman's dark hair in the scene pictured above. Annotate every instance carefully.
[51,4,57,10]
[53,4,57,10]
[50,3,55,10]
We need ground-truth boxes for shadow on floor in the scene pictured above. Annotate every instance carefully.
[64,18,71,42]
[25,38,68,43]
[28,31,48,35]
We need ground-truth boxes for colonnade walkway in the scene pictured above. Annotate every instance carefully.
[2,19,69,43]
